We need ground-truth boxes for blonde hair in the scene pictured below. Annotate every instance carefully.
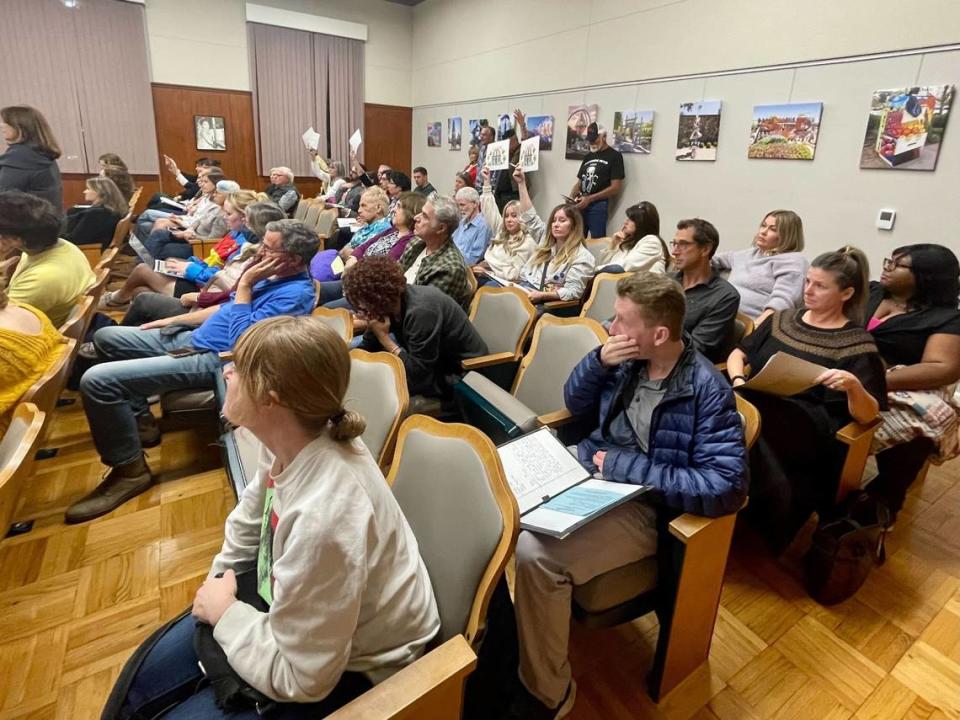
[233,316,366,441]
[224,190,261,214]
[361,186,390,217]
[530,204,586,271]
[491,200,529,250]
[85,176,128,215]
[759,209,804,253]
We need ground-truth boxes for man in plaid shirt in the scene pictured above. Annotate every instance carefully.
[399,195,471,308]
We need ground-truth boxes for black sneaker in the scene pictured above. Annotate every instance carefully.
[505,680,576,720]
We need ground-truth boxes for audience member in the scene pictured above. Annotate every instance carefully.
[412,166,436,197]
[0,278,66,433]
[669,218,740,363]
[452,187,492,265]
[509,271,747,719]
[137,166,222,240]
[98,153,127,171]
[153,155,221,207]
[514,168,595,308]
[492,128,522,211]
[712,210,808,322]
[144,175,235,261]
[67,219,319,523]
[100,190,261,309]
[264,167,300,216]
[0,105,63,208]
[64,177,127,249]
[377,164,393,190]
[100,163,136,203]
[454,172,472,193]
[463,145,480,186]
[727,246,885,551]
[399,196,472,307]
[597,201,669,273]
[0,191,94,327]
[569,123,624,238]
[108,315,439,717]
[313,157,347,201]
[473,125,496,191]
[331,186,392,255]
[476,167,537,282]
[385,170,412,210]
[864,244,960,522]
[344,257,487,397]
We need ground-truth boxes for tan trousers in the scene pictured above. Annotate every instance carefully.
[514,500,658,707]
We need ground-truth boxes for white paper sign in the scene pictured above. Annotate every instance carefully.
[519,136,540,172]
[301,127,321,151]
[349,128,362,153]
[485,139,511,171]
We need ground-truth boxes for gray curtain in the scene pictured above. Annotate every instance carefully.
[0,0,157,175]
[249,23,364,177]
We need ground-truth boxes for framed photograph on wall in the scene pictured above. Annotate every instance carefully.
[427,122,442,148]
[448,117,462,150]
[566,104,598,160]
[859,85,953,171]
[676,101,721,161]
[195,115,226,151]
[612,110,654,154]
[526,115,554,150]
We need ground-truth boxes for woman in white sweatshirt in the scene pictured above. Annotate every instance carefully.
[111,316,439,719]
[475,166,538,283]
[596,201,670,274]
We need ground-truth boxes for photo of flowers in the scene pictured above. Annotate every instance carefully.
[748,102,823,160]
[526,115,554,150]
[427,122,442,148]
[676,101,721,161]
[448,117,462,151]
[612,110,654,154]
[566,104,599,160]
[859,85,953,171]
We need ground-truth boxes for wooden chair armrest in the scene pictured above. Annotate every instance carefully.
[543,299,580,311]
[461,351,519,371]
[714,362,727,373]
[835,416,882,445]
[326,635,477,720]
[667,513,715,541]
[537,409,573,428]
[834,416,882,503]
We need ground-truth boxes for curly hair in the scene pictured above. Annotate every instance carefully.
[342,256,406,319]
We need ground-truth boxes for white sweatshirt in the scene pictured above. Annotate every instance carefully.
[596,234,667,274]
[209,433,440,703]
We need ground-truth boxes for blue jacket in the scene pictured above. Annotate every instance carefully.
[564,342,747,518]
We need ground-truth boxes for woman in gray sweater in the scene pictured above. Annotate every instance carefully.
[712,209,808,323]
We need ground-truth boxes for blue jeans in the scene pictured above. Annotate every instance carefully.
[145,228,193,261]
[136,208,173,240]
[119,613,365,719]
[582,199,609,238]
[80,326,221,467]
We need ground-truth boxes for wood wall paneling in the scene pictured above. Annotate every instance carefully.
[363,103,412,174]
[151,84,259,192]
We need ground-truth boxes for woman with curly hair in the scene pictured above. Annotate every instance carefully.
[343,256,487,397]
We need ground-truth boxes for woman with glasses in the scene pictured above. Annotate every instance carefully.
[863,244,960,523]
[711,210,808,323]
[725,246,886,552]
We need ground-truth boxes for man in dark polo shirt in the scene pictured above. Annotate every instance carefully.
[569,122,625,238]
[669,218,740,362]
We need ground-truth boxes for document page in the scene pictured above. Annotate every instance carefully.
[521,479,649,539]
[497,428,589,514]
[742,351,827,397]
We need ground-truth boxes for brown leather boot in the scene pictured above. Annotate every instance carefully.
[65,456,154,524]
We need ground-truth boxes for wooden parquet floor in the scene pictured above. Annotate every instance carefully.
[2,400,959,719]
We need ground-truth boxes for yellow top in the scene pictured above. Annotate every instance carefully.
[0,303,67,428]
[8,239,95,327]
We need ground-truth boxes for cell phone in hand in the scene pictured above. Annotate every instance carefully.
[166,347,203,358]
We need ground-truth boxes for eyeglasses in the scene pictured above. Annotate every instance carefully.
[882,258,912,272]
[669,240,697,250]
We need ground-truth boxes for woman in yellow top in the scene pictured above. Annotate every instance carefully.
[0,278,66,432]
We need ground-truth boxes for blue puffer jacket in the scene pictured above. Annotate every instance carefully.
[564,342,748,518]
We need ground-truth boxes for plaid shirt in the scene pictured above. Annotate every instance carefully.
[399,238,471,308]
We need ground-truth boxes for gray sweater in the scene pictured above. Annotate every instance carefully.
[712,247,807,318]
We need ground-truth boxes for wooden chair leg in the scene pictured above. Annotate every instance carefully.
[648,512,737,701]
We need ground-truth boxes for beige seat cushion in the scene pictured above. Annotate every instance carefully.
[572,558,658,613]
[161,389,216,413]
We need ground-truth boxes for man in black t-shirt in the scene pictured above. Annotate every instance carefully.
[569,122,625,238]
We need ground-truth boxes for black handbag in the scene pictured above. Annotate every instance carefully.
[803,492,891,605]
[193,570,275,714]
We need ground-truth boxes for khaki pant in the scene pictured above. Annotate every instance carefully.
[514,501,658,706]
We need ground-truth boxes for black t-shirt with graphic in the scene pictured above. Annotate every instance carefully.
[577,146,625,196]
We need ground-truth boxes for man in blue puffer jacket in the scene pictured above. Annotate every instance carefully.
[509,272,747,720]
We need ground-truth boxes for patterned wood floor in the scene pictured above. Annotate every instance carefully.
[1,400,958,719]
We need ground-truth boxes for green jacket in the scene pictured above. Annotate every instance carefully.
[399,238,471,308]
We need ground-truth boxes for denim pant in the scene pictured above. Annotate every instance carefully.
[145,228,194,261]
[80,326,221,467]
[136,208,173,240]
[118,613,367,719]
[582,198,609,238]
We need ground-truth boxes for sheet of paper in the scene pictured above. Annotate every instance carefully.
[159,196,186,211]
[519,136,540,172]
[153,260,183,278]
[521,479,647,539]
[741,351,828,396]
[337,218,358,229]
[497,428,589,514]
[349,128,362,153]
[485,139,511,171]
[301,126,321,151]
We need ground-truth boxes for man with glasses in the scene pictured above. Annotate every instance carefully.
[66,219,318,525]
[669,218,740,362]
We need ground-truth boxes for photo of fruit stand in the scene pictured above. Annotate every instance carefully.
[860,85,954,171]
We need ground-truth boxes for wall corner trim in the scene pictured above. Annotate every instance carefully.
[245,3,368,41]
